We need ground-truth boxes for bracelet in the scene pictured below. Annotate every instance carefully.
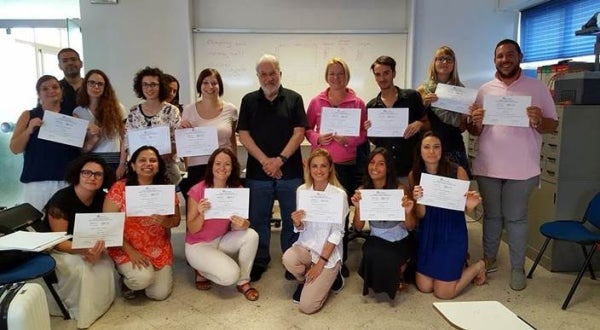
[319,255,329,263]
[278,154,288,163]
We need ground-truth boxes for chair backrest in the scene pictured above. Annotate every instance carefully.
[0,203,44,234]
[584,192,600,229]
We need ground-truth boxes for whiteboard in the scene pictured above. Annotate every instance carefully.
[193,33,407,109]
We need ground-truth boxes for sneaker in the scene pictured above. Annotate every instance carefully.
[485,257,498,274]
[510,268,527,291]
[330,270,345,293]
[284,270,295,281]
[292,283,304,304]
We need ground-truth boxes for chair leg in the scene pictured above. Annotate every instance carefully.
[42,275,70,320]
[580,244,596,280]
[527,238,551,279]
[562,248,597,310]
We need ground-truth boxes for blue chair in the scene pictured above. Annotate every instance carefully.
[527,192,600,310]
[0,203,70,319]
[0,252,70,319]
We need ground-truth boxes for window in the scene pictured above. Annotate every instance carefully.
[520,0,598,62]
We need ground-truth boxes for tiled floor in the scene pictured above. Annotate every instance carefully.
[51,219,600,329]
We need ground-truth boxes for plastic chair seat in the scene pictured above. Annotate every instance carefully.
[540,221,600,244]
[0,253,56,284]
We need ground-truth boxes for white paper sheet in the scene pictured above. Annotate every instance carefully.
[431,83,478,114]
[0,231,70,251]
[125,184,175,216]
[174,127,219,157]
[71,212,125,249]
[483,95,531,127]
[434,301,535,330]
[127,125,172,155]
[297,190,344,224]
[359,189,405,221]
[367,108,408,137]
[417,173,470,211]
[203,188,250,219]
[319,107,361,137]
[37,111,88,147]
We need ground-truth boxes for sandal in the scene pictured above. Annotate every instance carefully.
[237,282,259,301]
[473,259,488,286]
[194,270,212,290]
[121,277,137,300]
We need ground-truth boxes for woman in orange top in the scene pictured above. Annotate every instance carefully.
[104,145,181,300]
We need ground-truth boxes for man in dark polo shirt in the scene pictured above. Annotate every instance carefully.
[237,54,308,281]
[57,48,83,116]
[365,55,429,186]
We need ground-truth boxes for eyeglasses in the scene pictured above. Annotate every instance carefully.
[435,56,455,63]
[80,169,104,179]
[87,80,105,88]
[142,82,160,89]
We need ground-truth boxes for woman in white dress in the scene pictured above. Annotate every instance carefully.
[43,154,117,328]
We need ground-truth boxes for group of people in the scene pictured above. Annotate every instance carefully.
[8,37,557,326]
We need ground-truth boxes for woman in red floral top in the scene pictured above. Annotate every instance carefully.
[104,145,181,300]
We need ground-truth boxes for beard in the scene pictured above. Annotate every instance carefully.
[496,65,520,80]
[260,83,280,98]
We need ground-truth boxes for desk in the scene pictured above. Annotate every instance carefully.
[433,301,535,330]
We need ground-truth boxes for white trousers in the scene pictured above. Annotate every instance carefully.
[185,229,259,286]
[116,263,173,301]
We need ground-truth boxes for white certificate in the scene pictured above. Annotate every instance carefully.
[72,212,125,249]
[483,95,531,127]
[127,125,172,155]
[417,173,470,211]
[203,188,250,219]
[432,83,478,114]
[125,185,175,216]
[367,108,408,137]
[297,190,344,224]
[37,111,88,147]
[319,107,361,137]
[359,189,405,221]
[175,127,218,157]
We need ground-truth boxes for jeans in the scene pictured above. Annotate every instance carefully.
[246,177,302,268]
[476,175,538,270]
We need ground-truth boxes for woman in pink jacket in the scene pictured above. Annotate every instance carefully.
[305,57,367,277]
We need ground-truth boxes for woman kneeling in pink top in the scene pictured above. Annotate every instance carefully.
[185,148,259,301]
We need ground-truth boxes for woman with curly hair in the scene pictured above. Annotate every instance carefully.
[125,67,182,185]
[74,69,126,177]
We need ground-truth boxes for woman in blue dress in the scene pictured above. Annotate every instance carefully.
[409,131,486,299]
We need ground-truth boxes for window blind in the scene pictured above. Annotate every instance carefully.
[521,0,599,62]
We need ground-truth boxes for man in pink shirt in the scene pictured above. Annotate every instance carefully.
[467,39,558,291]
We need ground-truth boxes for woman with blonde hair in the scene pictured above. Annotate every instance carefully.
[283,148,348,314]
[305,57,367,276]
[417,46,471,177]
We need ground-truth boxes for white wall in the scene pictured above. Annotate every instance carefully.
[411,0,517,89]
[79,0,520,106]
[79,0,195,109]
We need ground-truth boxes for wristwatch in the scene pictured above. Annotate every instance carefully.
[278,154,288,163]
